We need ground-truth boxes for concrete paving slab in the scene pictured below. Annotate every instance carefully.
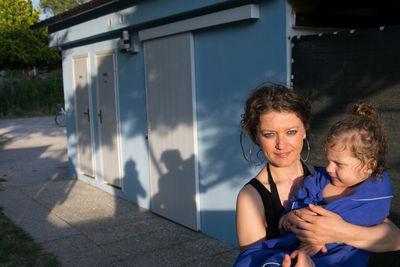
[121,236,238,266]
[42,234,120,267]
[190,249,240,267]
[0,116,240,266]
[0,186,77,243]
[102,224,201,260]
[83,215,171,245]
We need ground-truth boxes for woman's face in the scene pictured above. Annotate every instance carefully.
[257,111,306,168]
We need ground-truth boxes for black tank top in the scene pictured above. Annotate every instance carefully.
[246,162,316,240]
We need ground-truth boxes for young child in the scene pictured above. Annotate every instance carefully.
[234,102,393,267]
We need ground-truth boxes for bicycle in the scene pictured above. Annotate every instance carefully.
[55,104,66,127]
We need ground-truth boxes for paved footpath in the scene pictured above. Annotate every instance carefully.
[0,116,239,266]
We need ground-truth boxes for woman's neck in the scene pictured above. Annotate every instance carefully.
[268,160,304,184]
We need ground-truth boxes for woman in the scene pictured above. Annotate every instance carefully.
[236,83,400,253]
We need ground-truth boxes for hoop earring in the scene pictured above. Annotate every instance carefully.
[256,148,266,165]
[301,138,310,162]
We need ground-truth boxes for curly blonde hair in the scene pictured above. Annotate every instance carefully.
[324,103,387,177]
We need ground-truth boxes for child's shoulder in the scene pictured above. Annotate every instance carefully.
[354,170,393,198]
[303,167,330,190]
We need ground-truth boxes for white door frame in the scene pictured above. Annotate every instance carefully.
[94,49,123,189]
[72,53,96,179]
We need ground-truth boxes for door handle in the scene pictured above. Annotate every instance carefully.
[98,109,103,124]
[83,108,90,122]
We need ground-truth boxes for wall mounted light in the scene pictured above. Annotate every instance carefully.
[118,30,140,53]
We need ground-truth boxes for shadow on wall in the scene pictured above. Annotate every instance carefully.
[122,159,146,204]
[151,150,196,219]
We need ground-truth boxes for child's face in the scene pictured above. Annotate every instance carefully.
[325,143,373,188]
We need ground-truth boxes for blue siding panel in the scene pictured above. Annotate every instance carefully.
[195,0,287,246]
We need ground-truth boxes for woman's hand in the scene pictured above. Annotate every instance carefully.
[286,204,347,247]
[282,250,316,267]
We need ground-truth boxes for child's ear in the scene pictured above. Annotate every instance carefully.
[366,159,377,174]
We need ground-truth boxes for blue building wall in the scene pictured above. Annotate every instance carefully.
[194,0,287,246]
[56,0,287,247]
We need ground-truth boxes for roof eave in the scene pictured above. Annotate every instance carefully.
[30,0,119,30]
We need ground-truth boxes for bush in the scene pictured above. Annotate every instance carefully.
[0,69,64,118]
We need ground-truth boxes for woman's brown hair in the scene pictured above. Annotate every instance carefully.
[240,83,311,163]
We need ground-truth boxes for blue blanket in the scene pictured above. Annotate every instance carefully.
[234,168,393,267]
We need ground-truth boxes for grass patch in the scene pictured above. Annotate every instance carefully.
[0,207,60,267]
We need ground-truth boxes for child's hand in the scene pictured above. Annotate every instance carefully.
[279,212,294,231]
[282,250,316,267]
[279,207,317,231]
[299,242,326,256]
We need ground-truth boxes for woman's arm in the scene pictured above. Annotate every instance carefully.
[287,204,400,252]
[236,184,267,251]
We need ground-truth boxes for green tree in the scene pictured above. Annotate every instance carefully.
[0,0,60,70]
[40,0,85,16]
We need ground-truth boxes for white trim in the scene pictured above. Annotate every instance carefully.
[139,4,259,41]
[262,262,281,266]
[189,32,200,231]
[351,195,393,201]
[71,53,96,179]
[113,49,123,191]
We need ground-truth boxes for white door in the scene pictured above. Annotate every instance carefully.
[72,54,95,178]
[95,50,122,189]
[144,32,199,230]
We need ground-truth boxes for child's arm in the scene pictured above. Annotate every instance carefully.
[288,204,400,252]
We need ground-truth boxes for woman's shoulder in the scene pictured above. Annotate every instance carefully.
[238,182,262,202]
[236,181,269,250]
[237,180,267,213]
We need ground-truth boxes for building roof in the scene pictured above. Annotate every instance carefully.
[31,0,121,30]
[31,0,252,34]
